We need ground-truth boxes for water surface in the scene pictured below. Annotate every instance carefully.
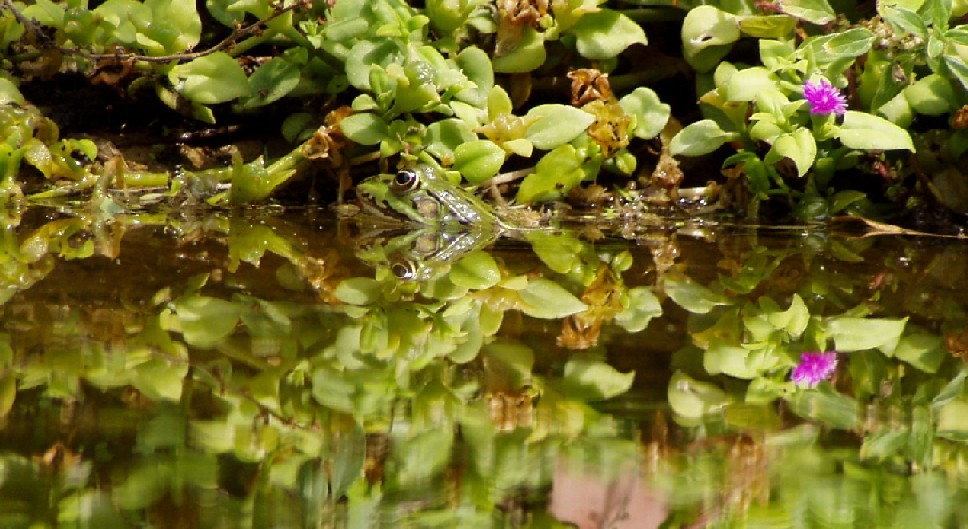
[2,206,968,528]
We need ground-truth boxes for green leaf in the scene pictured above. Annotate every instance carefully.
[517,278,587,319]
[893,333,944,373]
[668,371,728,420]
[787,383,859,429]
[837,111,915,151]
[663,276,730,313]
[243,56,301,108]
[449,251,501,289]
[230,156,295,204]
[0,78,24,105]
[815,28,875,58]
[0,372,16,418]
[944,54,968,92]
[903,74,955,115]
[682,6,740,71]
[569,9,647,60]
[614,287,663,332]
[779,0,836,24]
[143,0,202,54]
[563,358,635,400]
[669,120,734,157]
[921,0,952,28]
[766,293,809,336]
[130,356,188,401]
[339,113,389,145]
[738,15,798,38]
[766,128,817,177]
[169,52,251,104]
[345,40,403,91]
[453,140,506,184]
[171,294,242,349]
[334,278,383,305]
[425,118,478,163]
[880,5,928,39]
[619,87,670,139]
[454,46,493,107]
[828,316,908,354]
[725,67,775,102]
[937,399,968,441]
[492,26,546,73]
[516,145,584,202]
[524,105,595,150]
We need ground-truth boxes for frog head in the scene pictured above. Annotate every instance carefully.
[357,165,499,228]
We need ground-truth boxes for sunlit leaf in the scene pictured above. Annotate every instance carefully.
[169,52,251,105]
[516,145,585,202]
[837,111,915,151]
[339,113,389,145]
[681,6,740,71]
[524,105,595,150]
[668,119,735,157]
[619,87,670,140]
[453,139,506,184]
[765,129,817,178]
[517,278,587,319]
[492,26,546,73]
[779,0,836,24]
[827,316,907,354]
[569,9,647,60]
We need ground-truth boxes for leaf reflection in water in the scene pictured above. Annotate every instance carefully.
[0,207,967,526]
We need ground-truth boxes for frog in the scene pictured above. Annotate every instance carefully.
[354,165,515,280]
[356,165,507,229]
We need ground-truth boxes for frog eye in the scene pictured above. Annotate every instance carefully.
[392,169,420,194]
[390,259,418,280]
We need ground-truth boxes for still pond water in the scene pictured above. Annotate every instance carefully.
[2,205,968,528]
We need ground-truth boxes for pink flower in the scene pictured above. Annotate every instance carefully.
[791,351,838,388]
[803,78,847,115]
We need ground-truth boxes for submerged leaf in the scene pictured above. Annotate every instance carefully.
[563,357,635,400]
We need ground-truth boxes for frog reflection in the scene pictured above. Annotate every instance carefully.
[354,225,499,282]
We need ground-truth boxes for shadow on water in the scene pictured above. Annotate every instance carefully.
[2,205,968,527]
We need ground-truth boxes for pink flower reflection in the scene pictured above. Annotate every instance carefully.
[791,351,838,388]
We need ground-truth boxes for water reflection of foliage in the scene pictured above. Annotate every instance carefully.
[659,228,968,526]
[0,208,660,526]
[5,209,968,526]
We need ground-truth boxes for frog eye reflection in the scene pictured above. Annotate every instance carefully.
[392,169,420,194]
[390,259,418,280]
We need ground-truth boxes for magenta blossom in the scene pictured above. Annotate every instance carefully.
[791,351,838,388]
[803,78,847,115]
